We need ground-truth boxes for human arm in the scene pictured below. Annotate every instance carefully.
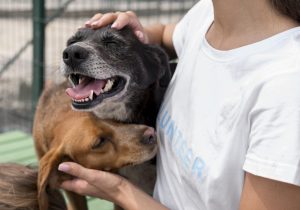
[240,72,300,210]
[84,11,177,59]
[58,162,169,210]
[239,172,300,210]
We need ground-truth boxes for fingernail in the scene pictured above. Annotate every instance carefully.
[111,22,119,28]
[58,163,70,172]
[91,20,101,26]
[85,20,91,25]
[135,31,144,41]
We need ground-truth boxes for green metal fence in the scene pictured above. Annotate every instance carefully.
[0,0,197,133]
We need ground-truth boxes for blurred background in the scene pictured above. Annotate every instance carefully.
[0,0,198,134]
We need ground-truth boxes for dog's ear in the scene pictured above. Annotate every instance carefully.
[38,146,64,210]
[139,44,172,88]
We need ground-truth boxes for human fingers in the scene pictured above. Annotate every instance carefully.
[60,178,100,197]
[84,11,148,43]
[85,13,103,28]
[58,162,100,183]
[58,162,105,197]
[89,12,118,29]
[86,11,136,30]
[58,162,124,191]
[58,162,126,201]
[111,11,148,43]
[111,11,139,29]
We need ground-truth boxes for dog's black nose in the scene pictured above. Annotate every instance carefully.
[63,45,89,66]
[141,127,157,145]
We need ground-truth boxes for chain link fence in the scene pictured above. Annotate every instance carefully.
[0,0,197,133]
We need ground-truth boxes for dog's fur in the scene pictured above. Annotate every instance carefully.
[59,26,173,205]
[0,163,67,210]
[61,25,172,126]
[32,82,157,210]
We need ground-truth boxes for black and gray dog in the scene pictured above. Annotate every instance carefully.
[60,26,173,197]
[61,25,172,127]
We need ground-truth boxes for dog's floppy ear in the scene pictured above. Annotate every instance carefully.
[38,146,64,210]
[140,44,172,88]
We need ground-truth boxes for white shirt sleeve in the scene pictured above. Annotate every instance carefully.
[173,0,212,57]
[244,71,300,186]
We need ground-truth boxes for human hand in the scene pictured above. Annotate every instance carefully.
[58,162,128,205]
[84,11,149,43]
[59,162,169,210]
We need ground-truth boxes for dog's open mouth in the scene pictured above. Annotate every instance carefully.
[65,74,126,109]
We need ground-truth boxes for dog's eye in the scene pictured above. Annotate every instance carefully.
[101,33,124,48]
[103,39,119,48]
[92,137,108,149]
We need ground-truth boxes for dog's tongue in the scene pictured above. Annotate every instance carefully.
[66,77,107,100]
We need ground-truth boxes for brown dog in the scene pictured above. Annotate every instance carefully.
[32,82,157,210]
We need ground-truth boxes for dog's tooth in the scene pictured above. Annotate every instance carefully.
[103,82,109,92]
[89,90,94,100]
[79,77,83,84]
[85,98,89,102]
[103,79,114,92]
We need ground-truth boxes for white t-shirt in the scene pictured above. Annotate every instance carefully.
[153,0,300,209]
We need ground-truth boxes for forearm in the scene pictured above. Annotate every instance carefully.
[145,23,177,59]
[239,173,300,210]
[116,179,169,210]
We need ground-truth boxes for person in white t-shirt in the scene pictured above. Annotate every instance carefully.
[57,0,300,209]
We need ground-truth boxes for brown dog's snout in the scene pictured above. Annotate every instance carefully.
[63,45,89,66]
[140,127,157,145]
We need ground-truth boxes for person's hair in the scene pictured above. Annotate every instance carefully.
[0,163,66,210]
[270,0,300,23]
